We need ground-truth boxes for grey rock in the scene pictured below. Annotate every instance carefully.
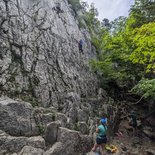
[0,97,38,136]
[44,122,60,145]
[78,109,89,123]
[78,122,89,135]
[19,146,44,155]
[57,127,93,154]
[143,126,155,139]
[55,113,67,127]
[97,88,108,104]
[27,136,45,149]
[44,142,65,155]
[146,149,155,155]
[42,113,56,125]
[0,130,45,154]
[0,0,99,108]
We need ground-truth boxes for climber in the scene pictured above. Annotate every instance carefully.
[92,119,107,155]
[78,39,84,53]
[129,110,137,136]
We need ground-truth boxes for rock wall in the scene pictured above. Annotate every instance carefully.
[0,1,103,154]
[0,0,99,108]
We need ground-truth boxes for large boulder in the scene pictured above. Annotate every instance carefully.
[146,148,155,155]
[19,146,44,155]
[0,97,38,136]
[44,142,65,155]
[57,127,93,154]
[55,113,68,127]
[78,122,89,135]
[44,122,60,145]
[0,130,45,154]
[143,126,155,139]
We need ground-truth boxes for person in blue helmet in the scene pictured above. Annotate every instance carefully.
[92,118,107,154]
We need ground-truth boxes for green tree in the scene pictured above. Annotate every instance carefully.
[130,22,155,73]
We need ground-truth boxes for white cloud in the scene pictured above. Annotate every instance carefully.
[85,0,134,21]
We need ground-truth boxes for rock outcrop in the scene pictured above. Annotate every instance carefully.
[0,0,99,108]
[0,97,38,136]
[0,130,45,154]
[0,97,95,154]
[0,0,109,154]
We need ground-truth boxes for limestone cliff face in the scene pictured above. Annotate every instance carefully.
[0,0,99,107]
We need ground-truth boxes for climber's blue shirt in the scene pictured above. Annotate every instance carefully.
[97,125,107,138]
[79,39,83,45]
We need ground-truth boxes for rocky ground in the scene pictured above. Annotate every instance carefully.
[0,96,155,155]
[88,120,155,155]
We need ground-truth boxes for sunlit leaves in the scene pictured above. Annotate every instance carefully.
[130,22,155,73]
[131,78,155,98]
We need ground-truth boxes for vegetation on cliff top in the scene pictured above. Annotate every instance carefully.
[69,0,155,103]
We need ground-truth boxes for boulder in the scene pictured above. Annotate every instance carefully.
[146,149,155,155]
[78,122,89,135]
[0,97,38,136]
[19,146,44,155]
[44,122,60,145]
[55,113,68,127]
[27,136,45,149]
[143,126,155,139]
[57,127,93,154]
[78,109,89,122]
[42,113,56,125]
[0,130,45,154]
[44,142,65,155]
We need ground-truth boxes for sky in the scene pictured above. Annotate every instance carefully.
[85,0,135,21]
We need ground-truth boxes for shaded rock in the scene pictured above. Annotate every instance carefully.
[55,113,67,127]
[146,149,155,155]
[78,108,89,123]
[0,97,38,136]
[121,146,127,152]
[132,137,142,146]
[143,126,155,139]
[42,113,56,125]
[146,117,155,128]
[44,122,60,145]
[130,151,139,155]
[0,131,27,153]
[44,142,65,155]
[57,127,93,154]
[63,93,80,126]
[78,122,89,135]
[57,127,80,154]
[0,130,45,154]
[27,136,45,149]
[146,148,155,155]
[97,88,108,104]
[19,146,44,155]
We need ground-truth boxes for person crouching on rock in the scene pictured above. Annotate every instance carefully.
[129,110,138,136]
[92,119,107,155]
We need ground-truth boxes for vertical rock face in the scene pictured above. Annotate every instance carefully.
[0,0,99,107]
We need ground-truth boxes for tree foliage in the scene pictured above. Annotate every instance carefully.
[131,78,155,99]
[130,22,155,73]
[90,0,155,100]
